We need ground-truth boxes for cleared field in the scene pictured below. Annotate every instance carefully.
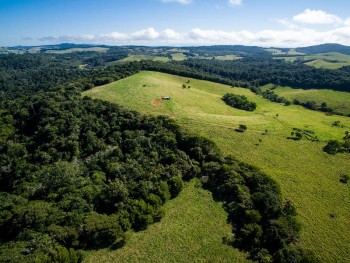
[84,71,350,262]
[304,59,350,69]
[45,47,109,53]
[171,53,187,61]
[84,179,250,263]
[122,54,170,62]
[262,85,350,115]
[278,52,350,69]
[214,55,240,60]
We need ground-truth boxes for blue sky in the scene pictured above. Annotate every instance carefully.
[1,0,350,47]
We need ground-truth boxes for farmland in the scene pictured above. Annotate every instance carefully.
[276,52,350,69]
[84,71,350,262]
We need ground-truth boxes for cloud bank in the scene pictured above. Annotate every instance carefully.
[36,9,350,47]
[37,26,350,47]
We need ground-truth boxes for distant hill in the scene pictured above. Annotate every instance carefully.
[187,45,269,56]
[296,43,350,55]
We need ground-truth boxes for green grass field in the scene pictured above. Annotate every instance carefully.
[171,53,187,61]
[262,85,350,115]
[45,47,109,54]
[277,52,350,69]
[84,179,250,263]
[122,54,170,62]
[84,71,350,262]
[214,55,240,60]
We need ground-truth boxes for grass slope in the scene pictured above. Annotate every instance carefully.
[262,85,350,115]
[84,179,250,263]
[84,71,350,262]
[277,52,350,69]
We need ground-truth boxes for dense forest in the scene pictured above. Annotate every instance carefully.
[1,46,348,262]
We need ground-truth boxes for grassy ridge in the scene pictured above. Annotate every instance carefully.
[84,71,350,262]
[84,179,250,263]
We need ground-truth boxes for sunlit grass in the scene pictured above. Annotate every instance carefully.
[84,179,250,263]
[84,71,350,262]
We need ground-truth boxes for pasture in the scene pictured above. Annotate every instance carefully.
[121,54,170,62]
[84,179,250,263]
[262,85,350,115]
[277,52,350,69]
[84,71,350,262]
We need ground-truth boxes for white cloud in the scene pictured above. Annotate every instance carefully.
[228,0,242,6]
[37,25,350,47]
[293,9,342,25]
[161,29,182,39]
[161,0,191,4]
[131,28,159,40]
[344,18,350,26]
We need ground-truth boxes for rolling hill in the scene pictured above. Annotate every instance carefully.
[84,71,350,262]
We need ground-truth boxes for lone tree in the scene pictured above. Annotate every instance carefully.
[235,124,248,132]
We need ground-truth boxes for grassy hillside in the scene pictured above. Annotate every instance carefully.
[84,179,250,263]
[84,71,350,262]
[262,85,350,115]
[277,52,350,69]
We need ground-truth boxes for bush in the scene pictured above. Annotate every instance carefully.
[340,174,350,184]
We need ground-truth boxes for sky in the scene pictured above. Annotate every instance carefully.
[1,0,350,47]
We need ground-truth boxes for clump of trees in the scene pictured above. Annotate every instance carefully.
[323,131,350,154]
[222,93,256,111]
[289,128,319,141]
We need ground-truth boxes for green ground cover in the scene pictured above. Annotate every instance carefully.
[84,179,250,263]
[45,47,109,53]
[121,54,170,62]
[262,85,350,115]
[84,71,350,262]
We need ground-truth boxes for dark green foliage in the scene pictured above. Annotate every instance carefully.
[323,132,350,154]
[222,93,257,111]
[339,174,349,184]
[202,157,310,262]
[260,89,290,105]
[288,128,319,141]
[0,51,316,262]
[324,140,343,154]
[235,124,248,133]
[0,91,198,260]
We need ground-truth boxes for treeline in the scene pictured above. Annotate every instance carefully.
[140,59,350,92]
[3,53,350,100]
[251,88,346,116]
[0,54,141,98]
